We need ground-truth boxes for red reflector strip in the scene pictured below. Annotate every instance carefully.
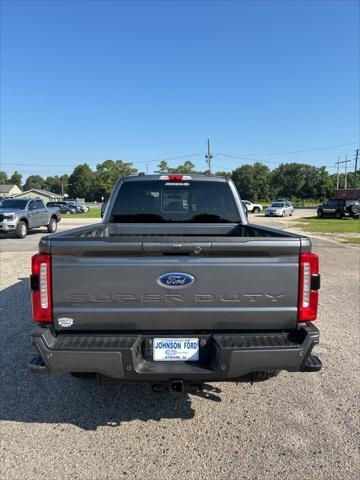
[298,252,319,322]
[31,253,52,323]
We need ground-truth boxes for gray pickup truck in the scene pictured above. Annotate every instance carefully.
[0,198,61,238]
[29,174,321,392]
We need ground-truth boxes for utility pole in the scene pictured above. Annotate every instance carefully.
[335,157,352,189]
[336,156,340,189]
[345,155,348,189]
[205,138,213,174]
[354,149,359,188]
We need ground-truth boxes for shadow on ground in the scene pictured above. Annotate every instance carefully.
[0,279,222,430]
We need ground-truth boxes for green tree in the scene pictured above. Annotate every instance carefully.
[23,175,46,191]
[0,171,8,184]
[215,171,231,178]
[270,163,333,200]
[9,171,22,187]
[156,160,198,174]
[45,174,69,195]
[231,162,271,201]
[157,161,170,173]
[331,172,357,190]
[68,164,95,200]
[172,161,197,174]
[94,160,138,200]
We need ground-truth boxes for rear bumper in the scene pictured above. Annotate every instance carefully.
[29,324,321,382]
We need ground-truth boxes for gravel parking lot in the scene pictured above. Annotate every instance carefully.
[0,213,359,480]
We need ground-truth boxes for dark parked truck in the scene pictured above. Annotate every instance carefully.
[29,174,321,392]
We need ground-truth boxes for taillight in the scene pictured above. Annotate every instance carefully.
[298,252,320,321]
[31,253,52,323]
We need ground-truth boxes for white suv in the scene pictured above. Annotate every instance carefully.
[242,200,263,214]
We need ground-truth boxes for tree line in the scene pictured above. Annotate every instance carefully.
[0,159,357,203]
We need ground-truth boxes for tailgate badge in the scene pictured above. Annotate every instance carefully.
[158,273,195,288]
[58,317,74,328]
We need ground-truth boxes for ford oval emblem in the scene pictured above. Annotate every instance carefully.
[158,272,195,288]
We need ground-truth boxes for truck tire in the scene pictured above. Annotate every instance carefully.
[47,217,58,233]
[253,207,260,214]
[15,220,27,238]
[317,210,323,218]
[70,372,95,378]
[335,210,342,219]
[238,370,279,383]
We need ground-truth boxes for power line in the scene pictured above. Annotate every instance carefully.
[211,141,358,156]
[0,153,204,168]
[214,152,340,168]
[354,149,359,188]
[335,157,352,189]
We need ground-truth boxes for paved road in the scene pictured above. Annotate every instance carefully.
[0,214,359,480]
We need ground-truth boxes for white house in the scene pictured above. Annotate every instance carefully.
[14,189,64,203]
[0,184,22,197]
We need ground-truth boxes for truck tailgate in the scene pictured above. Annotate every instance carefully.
[50,238,303,332]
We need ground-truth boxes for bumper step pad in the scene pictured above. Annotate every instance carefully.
[301,354,322,372]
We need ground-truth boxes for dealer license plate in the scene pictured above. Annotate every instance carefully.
[153,338,199,361]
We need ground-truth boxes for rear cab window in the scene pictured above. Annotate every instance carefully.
[110,179,241,223]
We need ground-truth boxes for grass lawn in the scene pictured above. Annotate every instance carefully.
[341,238,360,245]
[69,208,101,218]
[295,216,360,234]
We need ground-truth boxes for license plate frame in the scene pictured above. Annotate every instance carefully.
[153,338,199,362]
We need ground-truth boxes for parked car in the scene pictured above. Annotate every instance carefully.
[65,200,89,213]
[317,199,360,219]
[62,201,82,213]
[29,174,321,392]
[0,198,61,238]
[265,201,294,217]
[46,202,77,214]
[242,200,263,214]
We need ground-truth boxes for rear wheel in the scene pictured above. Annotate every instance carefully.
[15,220,27,238]
[65,210,71,215]
[238,371,279,383]
[47,217,57,233]
[317,209,324,218]
[335,210,342,219]
[253,207,260,214]
[282,210,285,217]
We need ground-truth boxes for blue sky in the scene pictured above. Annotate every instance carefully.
[1,0,359,179]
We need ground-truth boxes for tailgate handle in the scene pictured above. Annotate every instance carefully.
[142,242,211,255]
[160,242,210,255]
